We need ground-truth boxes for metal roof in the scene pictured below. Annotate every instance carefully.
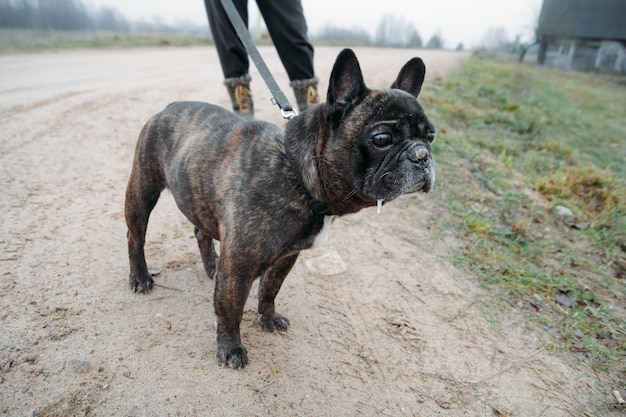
[537,0,626,40]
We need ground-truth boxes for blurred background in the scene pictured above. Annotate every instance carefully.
[0,0,542,53]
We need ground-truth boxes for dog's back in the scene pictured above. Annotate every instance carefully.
[127,100,290,238]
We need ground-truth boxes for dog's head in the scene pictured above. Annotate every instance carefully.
[323,48,436,204]
[285,48,436,215]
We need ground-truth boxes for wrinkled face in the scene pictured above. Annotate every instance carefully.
[337,88,435,202]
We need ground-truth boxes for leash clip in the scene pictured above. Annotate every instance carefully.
[281,108,298,120]
[271,97,297,119]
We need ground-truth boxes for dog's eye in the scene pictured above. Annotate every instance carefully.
[426,131,435,142]
[373,133,392,148]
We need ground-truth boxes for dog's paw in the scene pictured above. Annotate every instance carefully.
[129,273,154,293]
[258,312,290,332]
[216,343,248,369]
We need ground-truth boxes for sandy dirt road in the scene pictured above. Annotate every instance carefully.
[0,46,614,416]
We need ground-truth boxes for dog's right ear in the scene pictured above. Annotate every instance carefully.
[326,49,368,123]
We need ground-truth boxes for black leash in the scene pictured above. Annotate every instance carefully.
[219,0,297,119]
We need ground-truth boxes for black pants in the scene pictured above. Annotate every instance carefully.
[204,0,315,81]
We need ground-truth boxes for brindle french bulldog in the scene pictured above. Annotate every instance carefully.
[125,48,435,368]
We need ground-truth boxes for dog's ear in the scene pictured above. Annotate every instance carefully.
[326,49,368,122]
[390,57,426,98]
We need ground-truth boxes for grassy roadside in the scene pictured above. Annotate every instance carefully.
[422,54,625,389]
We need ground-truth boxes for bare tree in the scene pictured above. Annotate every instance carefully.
[518,2,542,62]
[375,14,422,48]
[480,26,510,51]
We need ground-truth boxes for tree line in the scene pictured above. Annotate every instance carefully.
[313,15,448,49]
[0,0,206,33]
[0,0,129,31]
[0,1,454,49]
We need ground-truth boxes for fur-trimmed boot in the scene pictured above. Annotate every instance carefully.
[290,77,319,112]
[224,74,254,120]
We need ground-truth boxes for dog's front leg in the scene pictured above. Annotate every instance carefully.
[213,256,255,369]
[257,254,298,332]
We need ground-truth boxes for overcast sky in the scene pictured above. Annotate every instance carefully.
[84,0,543,48]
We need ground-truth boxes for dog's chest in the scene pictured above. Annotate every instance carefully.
[311,216,335,248]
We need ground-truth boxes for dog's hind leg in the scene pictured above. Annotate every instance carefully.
[124,154,166,293]
[195,227,218,279]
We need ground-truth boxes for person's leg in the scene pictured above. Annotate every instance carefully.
[204,0,254,119]
[255,0,319,111]
[205,0,250,78]
[255,0,313,81]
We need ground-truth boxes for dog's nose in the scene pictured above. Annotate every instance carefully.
[415,148,429,161]
[407,144,431,164]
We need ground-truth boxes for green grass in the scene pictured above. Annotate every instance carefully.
[422,55,626,386]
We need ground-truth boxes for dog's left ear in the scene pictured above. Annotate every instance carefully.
[390,58,426,98]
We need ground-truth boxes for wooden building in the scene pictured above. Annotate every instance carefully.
[536,0,626,73]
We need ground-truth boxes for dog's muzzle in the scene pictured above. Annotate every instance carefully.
[406,146,435,193]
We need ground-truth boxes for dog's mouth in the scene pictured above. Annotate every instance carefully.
[393,169,434,195]
[406,178,432,194]
[405,183,425,194]
[364,164,435,203]
[407,162,436,194]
